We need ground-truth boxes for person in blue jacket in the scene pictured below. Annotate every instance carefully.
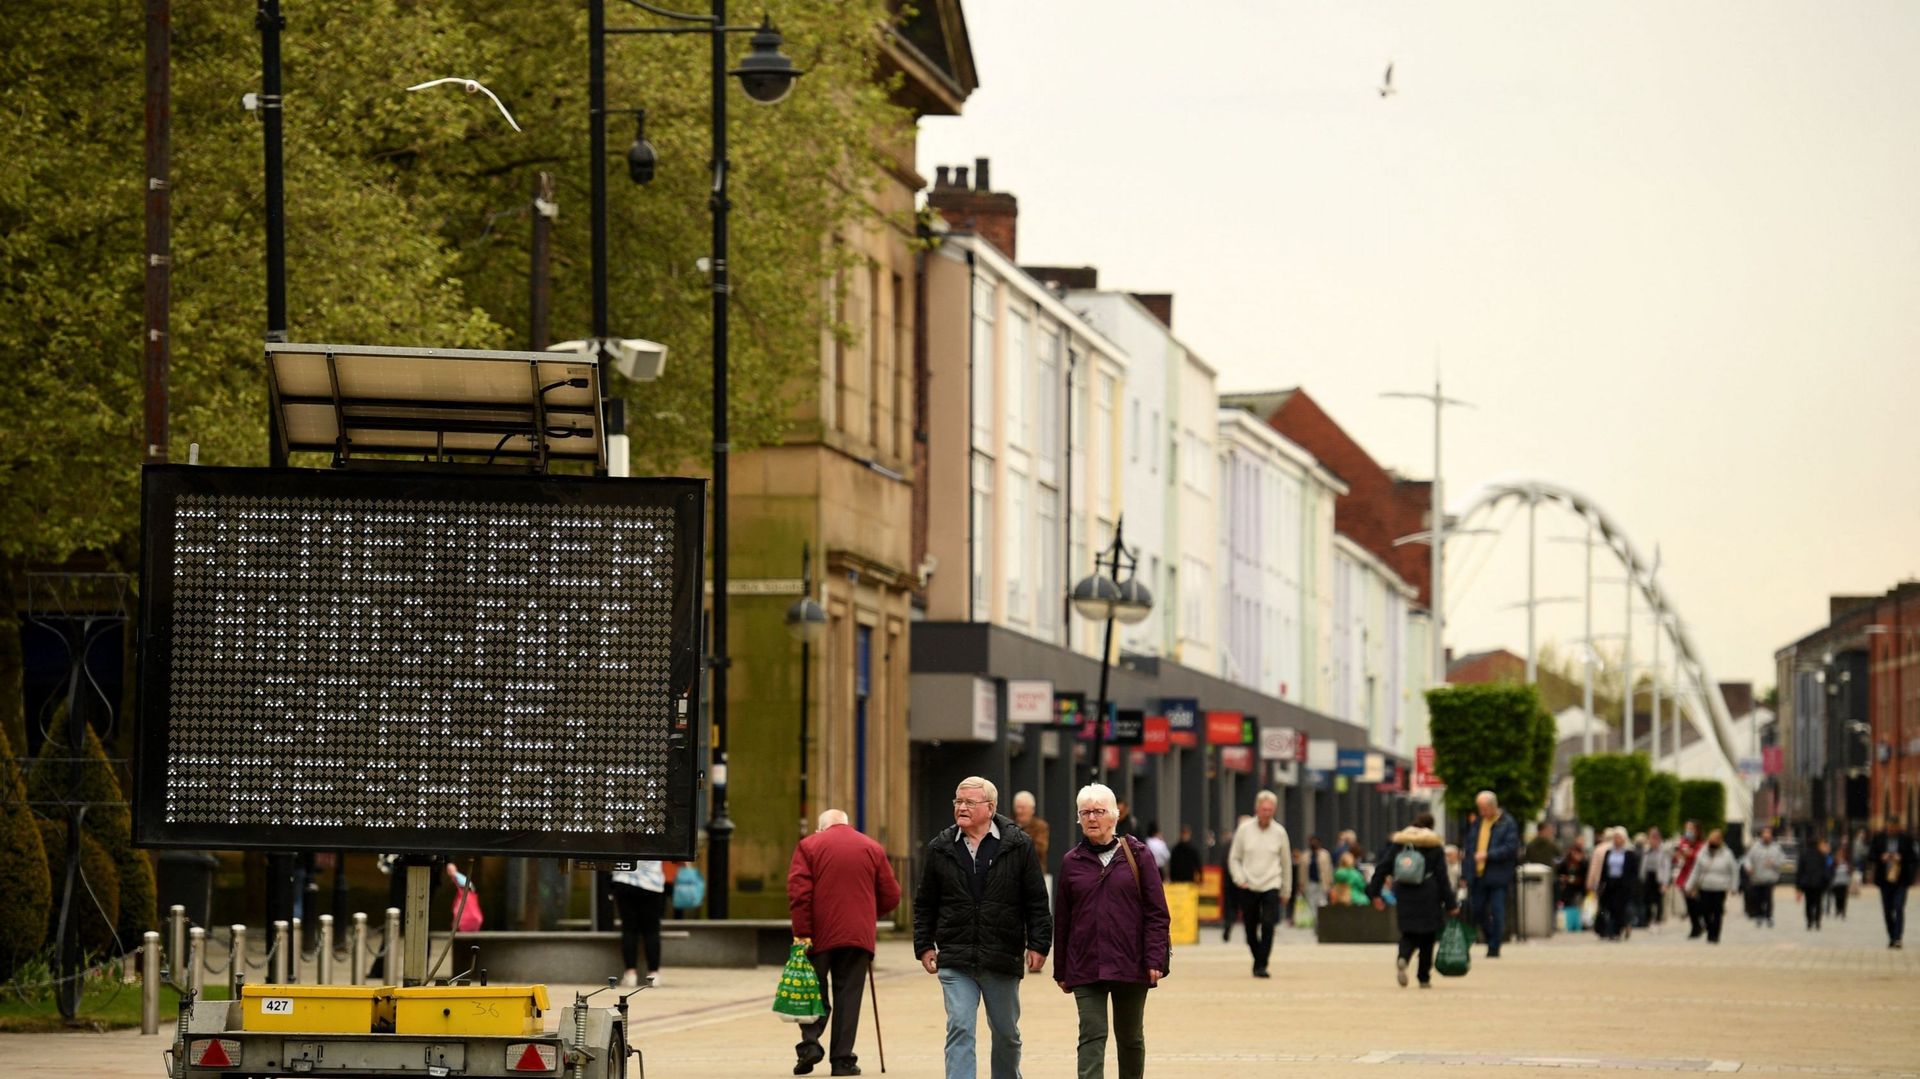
[1459,790,1520,957]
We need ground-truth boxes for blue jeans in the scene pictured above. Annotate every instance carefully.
[1882,884,1909,945]
[1470,881,1508,955]
[938,966,1023,1079]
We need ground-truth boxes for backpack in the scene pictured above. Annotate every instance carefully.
[1393,845,1429,887]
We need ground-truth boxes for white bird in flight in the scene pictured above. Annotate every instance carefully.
[405,77,522,132]
[1378,62,1397,99]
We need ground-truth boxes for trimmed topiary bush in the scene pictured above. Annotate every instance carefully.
[1572,752,1650,833]
[36,818,121,958]
[1427,683,1557,825]
[1641,772,1681,837]
[111,847,156,950]
[1677,779,1726,835]
[0,753,51,978]
[28,710,153,945]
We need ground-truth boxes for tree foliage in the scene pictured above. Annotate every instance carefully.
[1571,752,1649,833]
[0,753,51,977]
[1641,771,1681,837]
[1426,683,1556,824]
[1677,779,1727,835]
[0,0,906,566]
[36,819,121,958]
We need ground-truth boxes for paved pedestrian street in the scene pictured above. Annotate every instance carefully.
[6,890,1913,1079]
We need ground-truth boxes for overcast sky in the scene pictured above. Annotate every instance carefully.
[918,0,1920,688]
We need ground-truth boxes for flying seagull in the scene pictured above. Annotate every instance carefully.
[1378,62,1397,99]
[405,77,522,132]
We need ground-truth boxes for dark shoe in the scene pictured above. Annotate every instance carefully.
[1418,981,1433,989]
[1396,956,1409,988]
[1486,951,1500,958]
[795,1043,825,1075]
[830,1066,861,1077]
[1252,967,1271,978]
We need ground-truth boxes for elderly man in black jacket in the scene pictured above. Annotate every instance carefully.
[914,776,1051,1079]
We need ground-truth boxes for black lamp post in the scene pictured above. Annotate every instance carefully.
[1069,518,1153,783]
[590,0,801,918]
[785,545,827,837]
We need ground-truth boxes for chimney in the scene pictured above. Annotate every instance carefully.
[924,157,1018,260]
[1131,292,1174,329]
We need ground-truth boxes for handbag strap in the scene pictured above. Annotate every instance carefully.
[1119,836,1142,892]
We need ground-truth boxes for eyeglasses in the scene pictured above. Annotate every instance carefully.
[1078,809,1110,819]
[952,799,990,809]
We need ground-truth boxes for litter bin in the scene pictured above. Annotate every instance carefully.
[1517,863,1555,940]
[157,850,221,928]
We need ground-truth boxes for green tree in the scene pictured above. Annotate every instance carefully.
[28,713,152,946]
[0,752,51,978]
[1641,772,1681,836]
[1571,752,1650,833]
[1677,779,1726,835]
[1427,683,1557,824]
[35,819,121,958]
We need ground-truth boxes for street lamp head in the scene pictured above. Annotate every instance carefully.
[1071,574,1122,622]
[730,18,803,105]
[625,111,657,185]
[1113,577,1154,625]
[785,596,827,643]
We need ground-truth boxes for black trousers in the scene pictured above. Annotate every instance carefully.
[1698,890,1727,942]
[1240,889,1280,971]
[1397,932,1436,984]
[1747,883,1774,922]
[1220,882,1240,940]
[1598,880,1632,938]
[611,883,665,974]
[1882,884,1910,945]
[1804,890,1823,928]
[1642,874,1664,923]
[1831,885,1849,918]
[1685,892,1703,936]
[798,947,870,1069]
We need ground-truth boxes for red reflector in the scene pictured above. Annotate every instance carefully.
[190,1038,239,1068]
[509,1042,558,1071]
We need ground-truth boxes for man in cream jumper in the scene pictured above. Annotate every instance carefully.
[1227,790,1293,978]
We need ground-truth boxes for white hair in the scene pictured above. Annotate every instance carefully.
[816,809,848,831]
[1254,790,1279,808]
[956,776,999,806]
[1075,783,1117,814]
[1476,790,1499,807]
[1012,790,1036,810]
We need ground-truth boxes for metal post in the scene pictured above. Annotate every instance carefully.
[1525,492,1537,684]
[1093,616,1116,783]
[382,907,401,985]
[1582,517,1594,755]
[350,913,368,986]
[404,865,430,985]
[1651,597,1663,761]
[167,905,187,990]
[144,0,171,466]
[187,926,205,996]
[290,916,302,983]
[530,171,555,351]
[271,920,289,983]
[1430,381,1445,686]
[142,931,162,1035]
[705,0,736,920]
[317,915,334,985]
[1621,559,1634,735]
[257,0,289,470]
[797,545,813,835]
[589,0,608,347]
[228,925,247,999]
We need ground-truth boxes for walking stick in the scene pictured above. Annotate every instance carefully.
[868,963,885,1073]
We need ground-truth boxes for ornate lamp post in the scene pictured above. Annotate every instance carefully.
[1070,518,1153,783]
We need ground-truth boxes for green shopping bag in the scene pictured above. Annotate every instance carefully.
[772,940,826,1022]
[1435,917,1472,978]
[1292,895,1315,929]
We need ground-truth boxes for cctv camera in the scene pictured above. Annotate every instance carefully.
[547,338,669,381]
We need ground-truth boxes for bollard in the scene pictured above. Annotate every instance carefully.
[271,920,289,984]
[167,905,187,991]
[317,915,334,985]
[229,925,247,999]
[188,926,206,996]
[141,931,161,1035]
[382,907,402,986]
[290,917,303,984]
[350,913,367,986]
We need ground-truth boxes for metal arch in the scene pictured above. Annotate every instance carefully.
[1449,479,1752,803]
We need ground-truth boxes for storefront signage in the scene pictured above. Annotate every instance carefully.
[1142,716,1171,754]
[1362,752,1386,783]
[1007,680,1055,724]
[1415,745,1439,789]
[1161,698,1199,733]
[1220,746,1255,773]
[1112,709,1146,746]
[1307,738,1338,771]
[1335,748,1367,777]
[1260,726,1299,762]
[1205,710,1248,746]
[973,678,999,741]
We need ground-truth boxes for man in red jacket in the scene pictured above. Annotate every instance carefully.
[789,809,902,1076]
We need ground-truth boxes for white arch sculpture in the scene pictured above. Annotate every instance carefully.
[1451,479,1751,806]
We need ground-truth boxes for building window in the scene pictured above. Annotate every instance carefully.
[1037,485,1060,642]
[971,456,993,618]
[1129,398,1141,462]
[1095,373,1116,519]
[1006,469,1028,623]
[1036,327,1060,472]
[868,261,883,450]
[891,272,906,457]
[1005,308,1028,449]
[1149,409,1159,474]
[971,277,995,450]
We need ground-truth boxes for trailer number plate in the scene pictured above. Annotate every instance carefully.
[260,998,294,1015]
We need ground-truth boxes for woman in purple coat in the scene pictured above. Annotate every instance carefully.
[1052,782,1172,1079]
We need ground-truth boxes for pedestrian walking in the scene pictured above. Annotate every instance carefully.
[1144,822,1171,876]
[1524,822,1562,867]
[1303,835,1334,912]
[1557,840,1589,932]
[1742,826,1786,928]
[1794,838,1833,931]
[789,809,902,1077]
[1168,825,1201,884]
[1592,828,1640,940]
[1333,852,1368,906]
[1010,791,1051,868]
[1053,783,1171,1079]
[1685,829,1738,944]
[1672,822,1705,938]
[1828,847,1853,920]
[1366,812,1456,989]
[1226,792,1291,977]
[913,776,1052,1079]
[1641,828,1670,927]
[1865,819,1917,949]
[1459,791,1519,956]
[610,860,667,989]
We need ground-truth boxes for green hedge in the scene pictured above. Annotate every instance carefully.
[1678,779,1726,835]
[1641,772,1681,836]
[0,754,50,978]
[35,819,121,958]
[1572,753,1650,833]
[28,714,152,946]
[1426,683,1556,823]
